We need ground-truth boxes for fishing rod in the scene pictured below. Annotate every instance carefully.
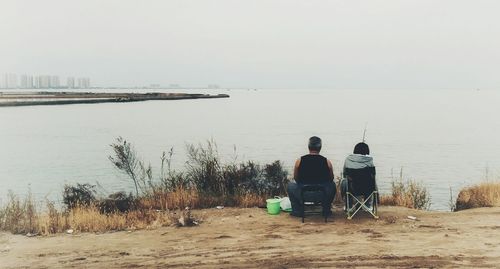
[362,123,368,143]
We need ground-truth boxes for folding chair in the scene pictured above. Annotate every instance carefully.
[344,167,379,219]
[300,184,328,223]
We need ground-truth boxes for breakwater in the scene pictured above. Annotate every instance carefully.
[0,91,229,107]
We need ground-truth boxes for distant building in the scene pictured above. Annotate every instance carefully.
[0,74,7,89]
[37,75,51,88]
[2,73,91,89]
[18,74,34,89]
[20,75,28,88]
[67,77,75,89]
[3,74,18,88]
[50,76,60,88]
[77,77,90,88]
[27,75,33,89]
[42,76,51,88]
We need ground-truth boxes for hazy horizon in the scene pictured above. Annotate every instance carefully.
[1,0,500,89]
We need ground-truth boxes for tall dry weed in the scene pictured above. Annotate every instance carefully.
[235,193,265,207]
[140,187,201,210]
[455,182,500,211]
[64,206,173,233]
[380,179,431,210]
[0,191,39,234]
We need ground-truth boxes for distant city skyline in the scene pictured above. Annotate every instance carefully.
[0,73,91,89]
[0,72,221,89]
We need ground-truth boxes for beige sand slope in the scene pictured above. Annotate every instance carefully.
[1,206,500,268]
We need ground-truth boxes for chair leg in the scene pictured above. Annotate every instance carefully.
[347,194,365,219]
[321,188,327,223]
[301,204,305,223]
[346,192,354,220]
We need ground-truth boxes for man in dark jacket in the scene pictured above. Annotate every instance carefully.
[287,136,336,217]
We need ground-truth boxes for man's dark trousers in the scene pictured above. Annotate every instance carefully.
[287,181,336,216]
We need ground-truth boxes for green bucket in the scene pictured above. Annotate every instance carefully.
[266,198,281,215]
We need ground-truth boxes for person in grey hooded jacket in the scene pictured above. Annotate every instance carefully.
[341,142,376,208]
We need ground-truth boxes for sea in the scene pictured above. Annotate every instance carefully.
[1,88,500,211]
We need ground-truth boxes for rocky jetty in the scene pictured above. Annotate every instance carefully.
[0,91,229,107]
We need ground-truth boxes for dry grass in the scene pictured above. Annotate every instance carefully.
[39,206,173,235]
[68,206,172,232]
[234,193,266,207]
[140,187,267,210]
[66,206,128,232]
[0,193,173,235]
[0,191,39,234]
[0,187,269,236]
[380,179,431,210]
[455,182,500,211]
[140,187,202,210]
[334,179,343,204]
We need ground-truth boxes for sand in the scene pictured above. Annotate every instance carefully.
[1,206,500,268]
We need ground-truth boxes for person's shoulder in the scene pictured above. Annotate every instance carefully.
[320,154,329,161]
[299,154,313,161]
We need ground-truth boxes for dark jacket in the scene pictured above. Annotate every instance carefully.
[297,154,331,184]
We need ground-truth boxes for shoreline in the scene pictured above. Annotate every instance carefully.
[0,91,230,107]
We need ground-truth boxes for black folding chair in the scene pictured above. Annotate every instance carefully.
[344,167,379,219]
[300,184,328,223]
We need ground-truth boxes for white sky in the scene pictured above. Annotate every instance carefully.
[1,0,499,89]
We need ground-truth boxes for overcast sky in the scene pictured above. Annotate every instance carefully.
[1,0,499,89]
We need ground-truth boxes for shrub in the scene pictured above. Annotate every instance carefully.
[109,137,154,197]
[99,192,136,213]
[225,161,263,195]
[0,191,39,234]
[263,161,288,195]
[230,160,288,196]
[380,179,431,210]
[185,140,288,198]
[160,149,190,192]
[185,140,224,195]
[62,183,96,209]
[44,200,63,234]
[455,182,500,211]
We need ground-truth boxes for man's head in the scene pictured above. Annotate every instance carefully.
[353,142,370,155]
[308,136,322,152]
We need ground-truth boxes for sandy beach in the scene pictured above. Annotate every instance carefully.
[1,206,499,268]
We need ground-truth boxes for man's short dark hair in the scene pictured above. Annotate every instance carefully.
[308,136,322,151]
[353,142,370,155]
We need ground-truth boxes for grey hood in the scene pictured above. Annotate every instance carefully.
[343,154,374,170]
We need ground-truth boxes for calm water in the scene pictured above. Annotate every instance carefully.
[1,89,500,210]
